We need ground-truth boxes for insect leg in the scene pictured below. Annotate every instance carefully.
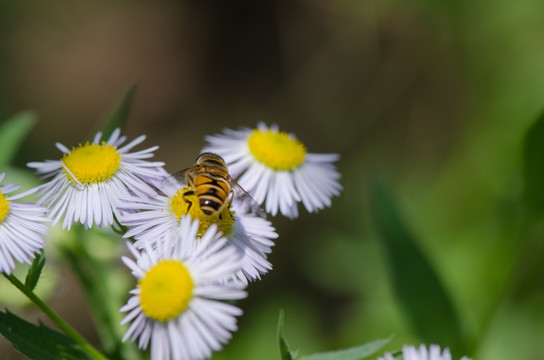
[183,189,195,212]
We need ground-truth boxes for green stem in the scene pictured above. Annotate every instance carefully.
[111,216,129,236]
[64,225,141,360]
[4,273,108,360]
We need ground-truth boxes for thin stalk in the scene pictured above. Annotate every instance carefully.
[64,225,141,360]
[4,273,108,360]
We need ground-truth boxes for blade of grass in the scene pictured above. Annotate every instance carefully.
[278,310,295,360]
[0,111,36,168]
[371,178,464,354]
[95,85,137,139]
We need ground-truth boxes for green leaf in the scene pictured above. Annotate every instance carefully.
[523,110,544,213]
[278,309,295,360]
[0,309,90,360]
[278,310,392,360]
[298,336,394,360]
[371,179,463,353]
[97,85,137,139]
[24,250,46,291]
[0,111,36,168]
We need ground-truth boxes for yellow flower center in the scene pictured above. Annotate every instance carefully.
[62,142,121,184]
[247,129,307,170]
[170,186,234,237]
[139,260,193,322]
[0,191,10,223]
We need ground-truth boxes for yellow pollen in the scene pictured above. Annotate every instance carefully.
[170,186,235,237]
[247,129,306,170]
[139,260,193,321]
[62,142,121,184]
[0,191,10,223]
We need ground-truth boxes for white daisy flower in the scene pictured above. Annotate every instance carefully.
[202,122,342,218]
[120,216,246,360]
[27,128,167,230]
[119,176,277,283]
[0,173,49,274]
[377,344,472,360]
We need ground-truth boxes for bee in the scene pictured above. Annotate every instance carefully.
[172,152,264,218]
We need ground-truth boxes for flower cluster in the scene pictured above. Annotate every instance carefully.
[11,123,341,360]
[1,123,475,360]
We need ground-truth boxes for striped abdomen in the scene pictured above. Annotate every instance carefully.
[193,174,230,216]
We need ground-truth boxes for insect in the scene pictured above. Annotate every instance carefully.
[172,152,264,218]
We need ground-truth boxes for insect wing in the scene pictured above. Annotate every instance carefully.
[156,167,192,192]
[228,175,266,218]
[170,167,192,182]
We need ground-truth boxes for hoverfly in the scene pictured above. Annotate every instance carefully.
[171,152,264,218]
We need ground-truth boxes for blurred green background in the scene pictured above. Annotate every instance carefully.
[1,0,544,359]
